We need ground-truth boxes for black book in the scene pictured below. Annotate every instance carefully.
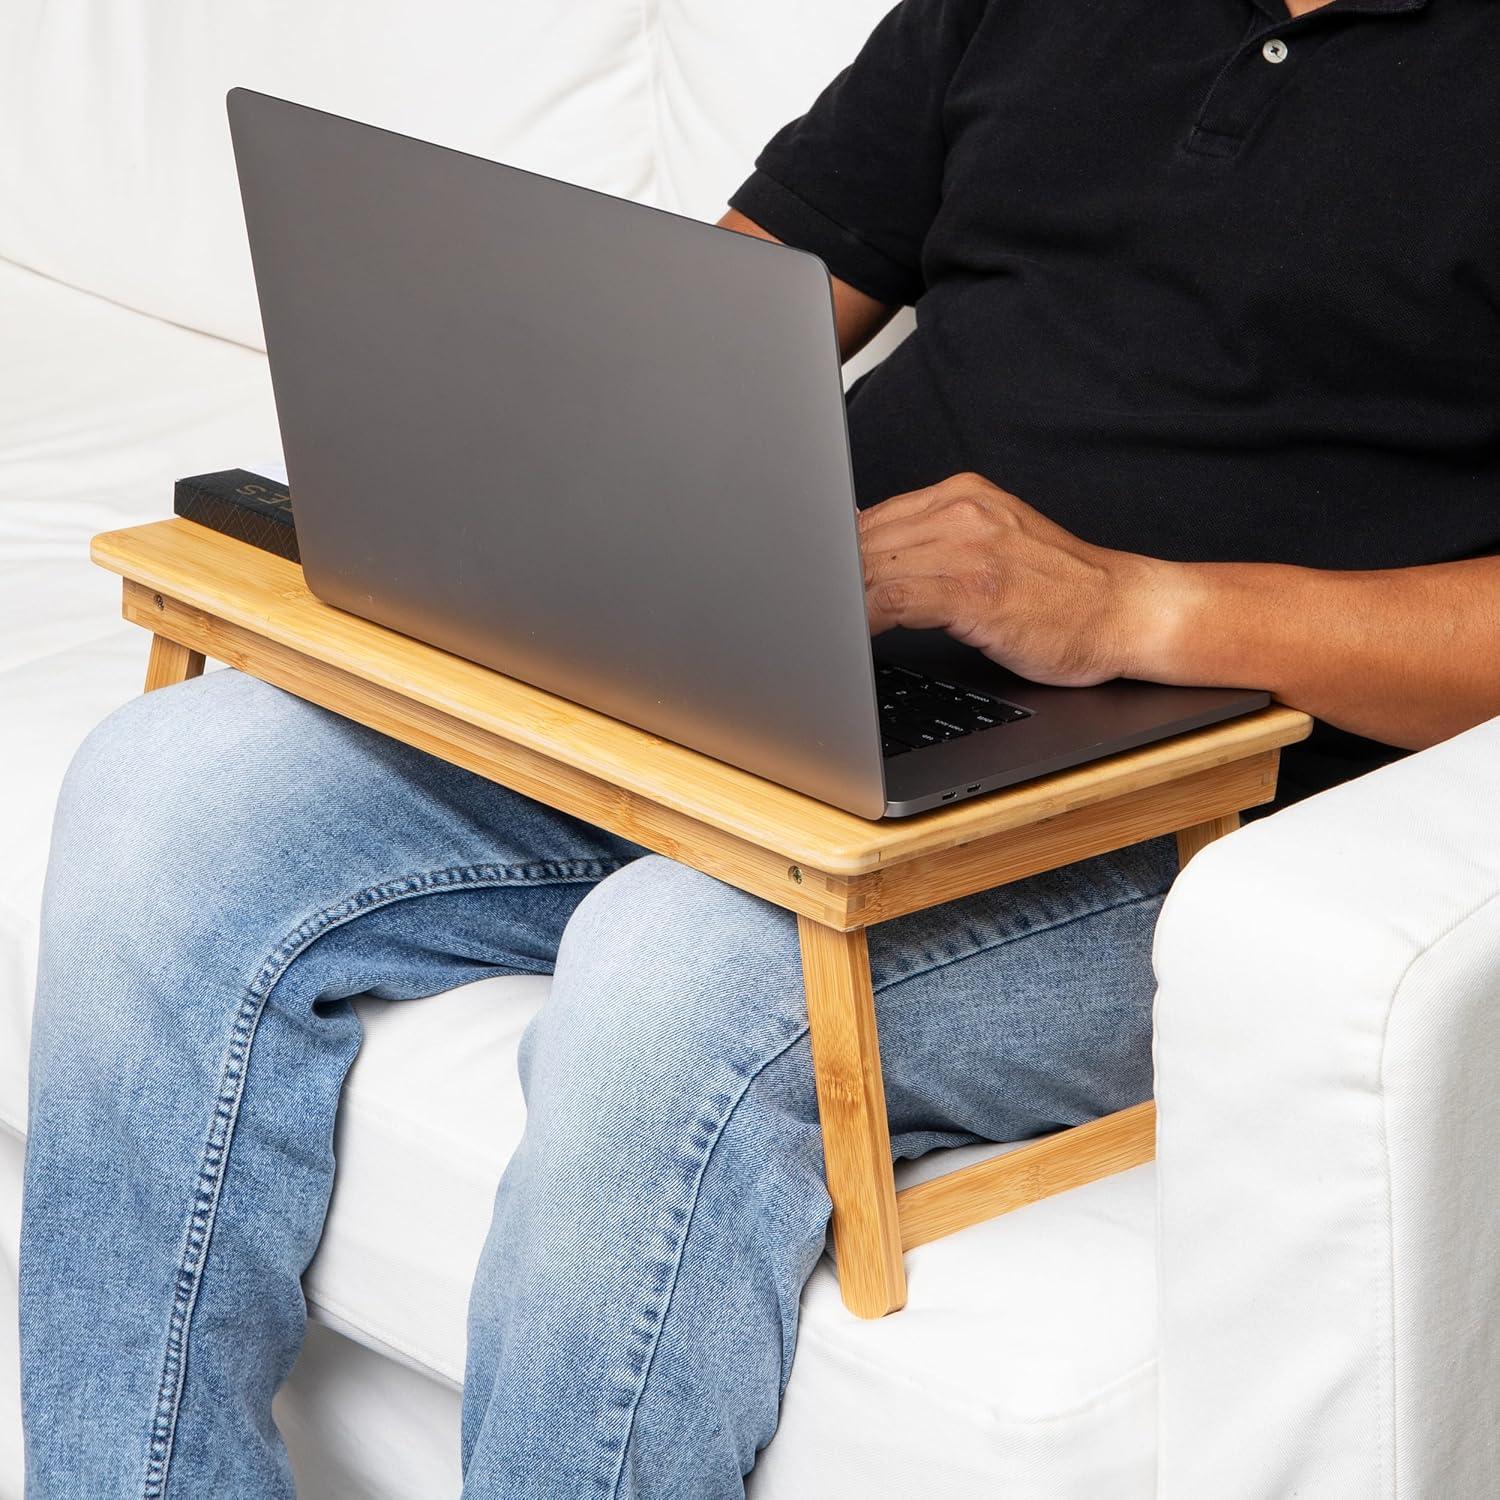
[173,468,299,563]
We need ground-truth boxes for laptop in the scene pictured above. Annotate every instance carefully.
[227,89,1268,820]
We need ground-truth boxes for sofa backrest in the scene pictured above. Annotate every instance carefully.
[0,1,895,350]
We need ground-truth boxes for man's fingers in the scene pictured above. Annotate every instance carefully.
[865,571,967,636]
[857,471,1003,534]
[858,472,1013,639]
[859,524,949,586]
[863,526,991,636]
[856,482,949,536]
[858,513,936,564]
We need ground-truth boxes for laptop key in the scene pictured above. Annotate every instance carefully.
[876,662,1033,755]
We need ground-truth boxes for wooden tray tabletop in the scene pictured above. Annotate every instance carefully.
[92,518,1311,877]
[92,517,1315,1316]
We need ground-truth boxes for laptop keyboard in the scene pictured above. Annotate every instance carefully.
[876,663,1032,759]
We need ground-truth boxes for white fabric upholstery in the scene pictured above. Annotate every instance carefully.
[1154,720,1500,1498]
[276,1322,465,1498]
[0,1128,22,1494]
[0,1,895,351]
[0,256,280,1141]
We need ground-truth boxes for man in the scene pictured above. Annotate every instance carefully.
[19,0,1500,1494]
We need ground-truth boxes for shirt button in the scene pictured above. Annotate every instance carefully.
[1262,37,1289,63]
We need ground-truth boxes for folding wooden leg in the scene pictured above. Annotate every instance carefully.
[1175,811,1241,867]
[143,634,206,693]
[798,916,907,1318]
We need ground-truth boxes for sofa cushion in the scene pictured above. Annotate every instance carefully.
[0,256,282,1134]
[0,259,280,676]
[0,1127,23,1489]
[0,3,657,348]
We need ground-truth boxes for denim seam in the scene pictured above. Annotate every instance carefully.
[139,857,627,1500]
[602,1020,811,1499]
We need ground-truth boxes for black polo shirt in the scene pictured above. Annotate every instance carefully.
[731,0,1500,803]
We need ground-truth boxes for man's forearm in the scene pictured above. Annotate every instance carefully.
[1130,554,1500,749]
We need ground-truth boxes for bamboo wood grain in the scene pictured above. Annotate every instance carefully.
[143,633,205,692]
[895,1100,1157,1251]
[854,757,1273,926]
[93,520,1311,876]
[798,918,906,1317]
[1176,812,1242,867]
[123,584,1279,931]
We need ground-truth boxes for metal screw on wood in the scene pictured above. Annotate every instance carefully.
[153,592,165,610]
[788,865,804,884]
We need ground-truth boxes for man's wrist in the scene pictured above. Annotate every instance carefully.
[1117,556,1313,695]
[1111,554,1211,686]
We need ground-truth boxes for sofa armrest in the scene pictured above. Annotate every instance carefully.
[1152,717,1500,1498]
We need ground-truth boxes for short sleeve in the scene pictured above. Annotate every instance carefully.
[728,0,990,306]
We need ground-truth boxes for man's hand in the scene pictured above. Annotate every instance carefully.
[860,470,1500,751]
[859,471,1160,687]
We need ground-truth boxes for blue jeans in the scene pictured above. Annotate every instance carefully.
[20,669,1176,1498]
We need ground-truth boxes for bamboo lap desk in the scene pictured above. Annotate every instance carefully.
[93,519,1311,1319]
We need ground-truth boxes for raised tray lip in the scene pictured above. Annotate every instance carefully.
[92,519,1313,875]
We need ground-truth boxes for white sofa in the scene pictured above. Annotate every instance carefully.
[3,5,1497,1496]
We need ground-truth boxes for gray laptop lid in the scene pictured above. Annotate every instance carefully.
[228,89,888,817]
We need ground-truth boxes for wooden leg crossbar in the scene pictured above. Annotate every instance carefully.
[101,520,1311,1317]
[798,818,1233,1316]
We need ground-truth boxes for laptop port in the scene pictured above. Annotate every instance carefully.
[966,784,981,793]
[941,791,958,801]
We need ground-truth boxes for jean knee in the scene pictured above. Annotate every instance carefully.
[57,672,308,857]
[518,856,806,1109]
[39,677,366,1053]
